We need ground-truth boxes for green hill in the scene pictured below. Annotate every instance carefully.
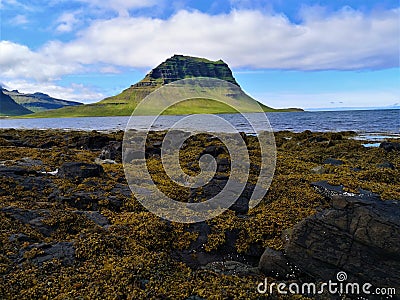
[24,55,302,118]
[2,89,82,112]
[0,90,33,116]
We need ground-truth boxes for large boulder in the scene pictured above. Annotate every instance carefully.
[282,182,400,287]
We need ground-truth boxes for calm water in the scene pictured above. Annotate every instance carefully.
[1,109,399,138]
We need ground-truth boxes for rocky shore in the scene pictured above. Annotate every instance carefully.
[0,129,399,299]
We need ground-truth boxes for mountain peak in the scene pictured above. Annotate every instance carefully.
[142,54,239,86]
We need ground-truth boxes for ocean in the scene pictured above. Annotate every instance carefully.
[1,109,399,140]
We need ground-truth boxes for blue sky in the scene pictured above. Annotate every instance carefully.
[0,0,399,109]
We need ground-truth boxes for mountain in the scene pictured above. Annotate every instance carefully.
[0,90,33,116]
[2,89,82,112]
[25,55,302,118]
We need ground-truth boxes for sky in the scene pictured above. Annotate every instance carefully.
[0,0,399,110]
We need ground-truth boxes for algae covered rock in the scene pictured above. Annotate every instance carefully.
[58,162,104,180]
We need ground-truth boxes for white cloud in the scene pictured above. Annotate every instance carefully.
[46,8,400,70]
[1,7,399,83]
[2,79,104,103]
[0,41,81,81]
[10,14,29,25]
[55,11,81,32]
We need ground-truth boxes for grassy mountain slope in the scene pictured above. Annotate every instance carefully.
[0,91,33,116]
[3,89,82,112]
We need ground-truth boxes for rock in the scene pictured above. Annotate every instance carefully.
[74,134,110,150]
[201,261,259,276]
[73,211,109,227]
[311,181,381,201]
[0,165,37,176]
[310,165,325,174]
[58,162,104,180]
[308,136,329,143]
[9,233,37,243]
[1,206,52,236]
[18,242,75,265]
[258,247,294,279]
[216,157,230,172]
[99,141,122,162]
[15,157,43,167]
[323,158,344,166]
[284,186,400,287]
[379,141,400,152]
[377,161,395,169]
[59,192,99,210]
[172,221,261,269]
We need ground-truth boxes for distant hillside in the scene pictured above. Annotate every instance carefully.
[25,55,302,118]
[2,89,82,112]
[0,90,33,116]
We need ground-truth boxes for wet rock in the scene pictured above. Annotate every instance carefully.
[15,157,43,167]
[172,222,260,269]
[377,161,395,169]
[73,211,109,227]
[18,242,75,265]
[58,162,104,180]
[9,233,37,243]
[0,165,37,176]
[323,157,344,166]
[379,141,400,152]
[1,206,52,236]
[284,185,400,287]
[258,247,293,279]
[201,261,259,276]
[99,141,122,162]
[59,192,99,210]
[311,181,381,201]
[74,134,110,150]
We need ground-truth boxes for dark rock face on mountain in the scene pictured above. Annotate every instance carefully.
[145,54,239,86]
[2,88,82,113]
[0,90,33,116]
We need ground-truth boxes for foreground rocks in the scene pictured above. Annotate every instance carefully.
[0,129,398,299]
[259,181,400,287]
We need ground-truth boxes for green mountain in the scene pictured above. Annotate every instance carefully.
[2,89,82,112]
[0,90,33,116]
[24,55,302,118]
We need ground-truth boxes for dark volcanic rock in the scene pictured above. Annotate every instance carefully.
[18,242,75,265]
[323,157,344,166]
[283,185,400,287]
[147,54,239,85]
[379,141,400,152]
[1,206,52,236]
[58,162,104,180]
[72,134,110,150]
[258,247,294,279]
[377,161,395,169]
